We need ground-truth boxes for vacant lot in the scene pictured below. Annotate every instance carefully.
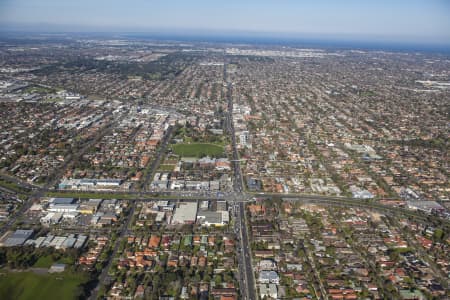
[0,271,87,300]
[172,143,224,157]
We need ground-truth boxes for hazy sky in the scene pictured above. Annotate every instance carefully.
[1,0,449,44]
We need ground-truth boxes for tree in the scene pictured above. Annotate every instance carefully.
[214,275,223,286]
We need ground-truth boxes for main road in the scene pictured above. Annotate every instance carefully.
[224,62,257,300]
[221,61,449,300]
[142,125,174,190]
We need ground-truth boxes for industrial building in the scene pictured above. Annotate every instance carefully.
[1,229,34,247]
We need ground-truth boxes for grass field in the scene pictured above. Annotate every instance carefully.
[23,86,56,94]
[172,143,224,158]
[33,255,75,268]
[157,164,176,171]
[32,256,54,268]
[0,271,87,300]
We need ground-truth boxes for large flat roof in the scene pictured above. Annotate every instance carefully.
[172,202,198,224]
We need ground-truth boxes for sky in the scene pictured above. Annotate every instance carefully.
[1,0,449,45]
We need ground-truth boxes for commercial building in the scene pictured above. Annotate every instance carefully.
[197,211,229,227]
[407,201,445,213]
[258,270,280,284]
[58,178,123,190]
[171,202,198,225]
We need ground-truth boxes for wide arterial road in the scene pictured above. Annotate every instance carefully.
[225,62,257,300]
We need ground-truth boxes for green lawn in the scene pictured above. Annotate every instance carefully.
[0,271,87,300]
[32,256,54,268]
[172,143,224,158]
[158,164,176,171]
[23,86,56,94]
[33,255,74,268]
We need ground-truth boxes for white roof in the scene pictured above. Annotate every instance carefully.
[172,202,198,224]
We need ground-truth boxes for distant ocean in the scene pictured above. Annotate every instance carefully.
[122,32,450,54]
[1,30,449,54]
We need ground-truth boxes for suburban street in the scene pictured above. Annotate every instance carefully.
[0,61,447,300]
[88,201,137,300]
[1,10,449,299]
[0,111,126,236]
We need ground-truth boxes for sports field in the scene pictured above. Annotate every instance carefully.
[172,143,224,157]
[0,271,87,300]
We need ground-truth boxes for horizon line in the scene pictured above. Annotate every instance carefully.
[1,22,449,45]
[1,29,450,52]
